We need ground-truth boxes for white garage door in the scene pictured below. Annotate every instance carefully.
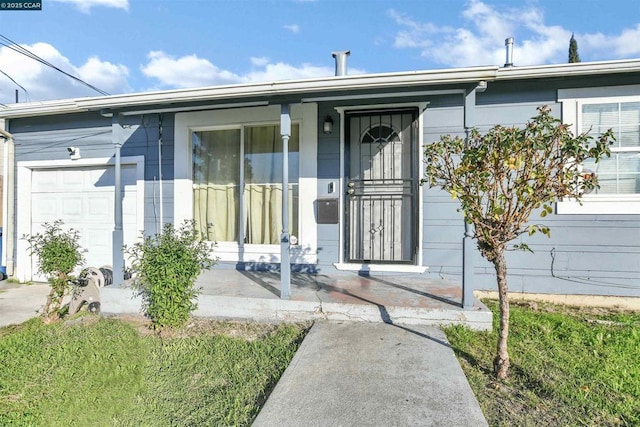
[30,165,138,276]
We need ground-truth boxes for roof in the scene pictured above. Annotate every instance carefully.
[2,58,640,119]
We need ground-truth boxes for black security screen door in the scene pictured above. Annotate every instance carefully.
[345,110,418,264]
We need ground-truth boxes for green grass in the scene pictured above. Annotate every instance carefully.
[0,315,308,426]
[444,300,640,426]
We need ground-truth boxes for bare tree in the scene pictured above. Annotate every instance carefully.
[423,106,611,379]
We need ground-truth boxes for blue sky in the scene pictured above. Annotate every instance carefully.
[0,0,639,104]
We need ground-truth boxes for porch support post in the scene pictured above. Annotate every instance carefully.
[280,104,291,299]
[112,114,125,286]
[462,88,476,309]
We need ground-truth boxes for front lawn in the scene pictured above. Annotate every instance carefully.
[445,300,640,426]
[0,316,308,426]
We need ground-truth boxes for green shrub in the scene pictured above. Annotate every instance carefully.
[24,220,86,323]
[126,220,216,328]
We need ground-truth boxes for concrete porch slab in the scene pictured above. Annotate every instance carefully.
[101,265,492,330]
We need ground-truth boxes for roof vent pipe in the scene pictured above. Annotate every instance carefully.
[504,37,514,68]
[332,50,350,76]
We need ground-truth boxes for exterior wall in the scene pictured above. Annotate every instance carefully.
[9,112,175,236]
[4,72,639,297]
[421,95,467,279]
[316,103,342,267]
[421,89,640,297]
[315,80,640,297]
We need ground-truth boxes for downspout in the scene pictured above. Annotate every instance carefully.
[112,114,125,286]
[158,114,164,229]
[0,127,14,277]
[280,104,291,299]
[461,83,485,309]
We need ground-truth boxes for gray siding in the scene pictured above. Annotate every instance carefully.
[316,104,342,266]
[315,92,640,297]
[7,71,640,297]
[11,113,114,162]
[9,112,176,239]
[422,99,640,297]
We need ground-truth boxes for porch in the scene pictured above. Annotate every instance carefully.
[101,264,493,330]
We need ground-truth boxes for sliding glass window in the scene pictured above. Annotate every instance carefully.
[193,124,299,244]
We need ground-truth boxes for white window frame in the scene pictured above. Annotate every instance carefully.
[192,121,301,246]
[558,85,640,215]
[174,104,318,264]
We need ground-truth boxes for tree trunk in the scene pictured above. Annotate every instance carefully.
[492,249,510,379]
[42,275,66,323]
[42,288,58,324]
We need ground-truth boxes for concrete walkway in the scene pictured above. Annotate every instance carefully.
[254,321,488,426]
[0,282,49,326]
[0,280,488,425]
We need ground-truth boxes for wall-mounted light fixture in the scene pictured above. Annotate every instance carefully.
[67,146,81,160]
[323,116,334,134]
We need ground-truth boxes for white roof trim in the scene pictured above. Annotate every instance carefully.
[2,58,640,119]
[496,58,640,79]
[0,66,497,118]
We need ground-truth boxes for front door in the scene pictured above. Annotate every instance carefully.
[346,110,418,264]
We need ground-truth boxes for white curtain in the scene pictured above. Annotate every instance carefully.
[192,124,299,244]
[194,183,238,241]
[192,129,240,241]
[244,184,297,244]
[244,125,299,244]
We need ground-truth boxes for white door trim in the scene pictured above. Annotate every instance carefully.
[16,156,145,282]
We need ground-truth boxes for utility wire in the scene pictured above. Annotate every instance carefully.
[0,33,110,96]
[0,68,30,101]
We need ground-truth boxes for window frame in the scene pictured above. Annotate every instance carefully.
[191,122,301,245]
[557,86,640,215]
[174,104,318,264]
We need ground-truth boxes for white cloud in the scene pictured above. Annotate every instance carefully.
[140,51,367,89]
[140,51,242,88]
[50,0,128,13]
[581,24,640,57]
[284,24,300,34]
[77,57,130,91]
[245,62,334,82]
[390,0,640,67]
[0,42,130,104]
[250,56,270,67]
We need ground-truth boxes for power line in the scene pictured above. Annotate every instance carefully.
[0,33,110,96]
[0,68,30,101]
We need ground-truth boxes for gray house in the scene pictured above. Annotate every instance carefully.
[1,54,639,300]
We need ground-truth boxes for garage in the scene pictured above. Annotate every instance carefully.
[17,159,143,282]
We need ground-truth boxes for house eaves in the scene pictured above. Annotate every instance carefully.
[496,58,640,80]
[2,58,640,120]
[0,66,499,119]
